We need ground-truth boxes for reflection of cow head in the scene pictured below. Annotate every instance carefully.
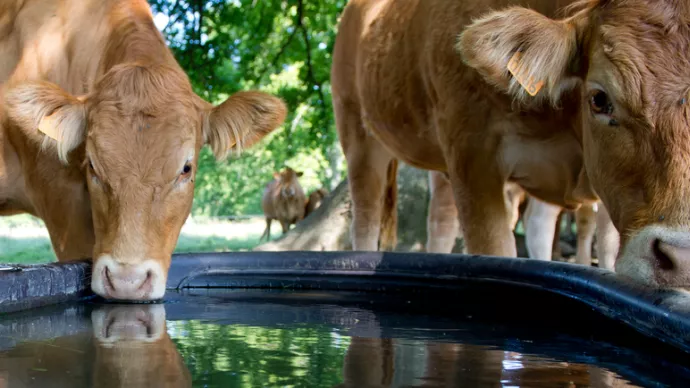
[6,63,286,301]
[91,304,191,387]
[459,1,690,288]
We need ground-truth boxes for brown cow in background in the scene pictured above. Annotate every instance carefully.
[305,188,329,218]
[260,167,307,241]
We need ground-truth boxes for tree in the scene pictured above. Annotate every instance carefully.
[149,0,347,216]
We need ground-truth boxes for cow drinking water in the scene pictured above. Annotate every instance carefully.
[333,0,690,288]
[0,0,287,300]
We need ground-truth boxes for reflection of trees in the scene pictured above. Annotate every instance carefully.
[168,321,350,387]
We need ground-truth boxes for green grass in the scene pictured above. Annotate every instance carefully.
[0,215,281,265]
[0,236,56,264]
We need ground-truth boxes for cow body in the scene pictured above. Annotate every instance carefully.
[0,0,286,300]
[260,168,306,240]
[336,0,690,288]
[333,0,593,258]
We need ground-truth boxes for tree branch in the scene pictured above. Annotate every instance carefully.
[254,28,298,84]
[163,0,183,33]
[295,0,327,122]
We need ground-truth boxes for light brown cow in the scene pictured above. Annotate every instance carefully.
[260,167,306,241]
[334,0,689,287]
[0,0,287,300]
[304,187,328,219]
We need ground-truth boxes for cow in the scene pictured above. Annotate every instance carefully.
[260,167,306,241]
[333,0,686,287]
[304,188,328,219]
[0,0,287,300]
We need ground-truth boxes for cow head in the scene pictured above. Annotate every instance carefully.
[6,63,286,300]
[274,167,304,199]
[459,1,690,287]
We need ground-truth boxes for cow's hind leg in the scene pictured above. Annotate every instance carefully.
[426,171,461,253]
[523,198,562,260]
[336,106,394,251]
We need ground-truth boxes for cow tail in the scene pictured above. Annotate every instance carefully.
[379,159,398,251]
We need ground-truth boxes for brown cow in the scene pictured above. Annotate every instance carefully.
[0,0,287,300]
[260,167,306,241]
[334,0,689,287]
[304,188,328,219]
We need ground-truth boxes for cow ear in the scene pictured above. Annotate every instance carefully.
[5,81,87,164]
[202,91,287,161]
[457,6,583,106]
[296,171,304,177]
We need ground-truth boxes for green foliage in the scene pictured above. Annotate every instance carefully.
[149,0,347,215]
[169,320,349,387]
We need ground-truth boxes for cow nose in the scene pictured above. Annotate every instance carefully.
[92,304,166,343]
[649,239,690,285]
[91,256,167,301]
[616,226,690,288]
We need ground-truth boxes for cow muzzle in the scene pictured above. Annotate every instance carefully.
[616,225,690,288]
[92,304,166,344]
[91,255,167,301]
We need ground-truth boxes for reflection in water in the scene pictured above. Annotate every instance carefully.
[0,304,191,388]
[333,338,638,388]
[91,305,191,388]
[0,301,649,388]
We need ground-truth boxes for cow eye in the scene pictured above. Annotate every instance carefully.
[182,163,192,176]
[589,90,613,115]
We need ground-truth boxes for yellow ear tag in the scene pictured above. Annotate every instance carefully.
[37,114,59,140]
[507,51,544,97]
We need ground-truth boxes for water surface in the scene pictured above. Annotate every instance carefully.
[0,288,688,387]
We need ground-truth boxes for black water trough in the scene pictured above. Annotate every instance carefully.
[1,251,690,355]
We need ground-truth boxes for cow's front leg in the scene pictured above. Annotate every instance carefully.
[448,159,516,257]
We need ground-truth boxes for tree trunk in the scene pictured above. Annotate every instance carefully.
[253,179,352,251]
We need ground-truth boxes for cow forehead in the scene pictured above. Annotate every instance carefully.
[592,2,690,119]
[86,111,197,181]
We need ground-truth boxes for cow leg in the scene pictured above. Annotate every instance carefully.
[260,218,272,241]
[595,204,619,270]
[574,203,596,266]
[279,220,289,234]
[337,108,394,251]
[447,161,516,257]
[523,198,562,260]
[504,182,525,230]
[426,171,461,253]
[552,212,563,259]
